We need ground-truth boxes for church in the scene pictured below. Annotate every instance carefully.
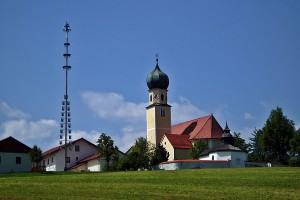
[146,57,247,167]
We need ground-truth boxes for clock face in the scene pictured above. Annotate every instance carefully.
[153,94,159,100]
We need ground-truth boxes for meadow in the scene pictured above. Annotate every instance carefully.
[0,168,299,200]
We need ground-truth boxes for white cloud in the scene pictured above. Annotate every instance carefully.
[171,96,207,124]
[80,91,211,151]
[0,119,59,151]
[71,130,100,145]
[244,112,255,120]
[295,123,300,130]
[0,92,231,153]
[236,127,255,143]
[212,105,229,121]
[114,125,145,152]
[260,100,268,107]
[1,119,58,139]
[81,91,147,123]
[0,101,30,119]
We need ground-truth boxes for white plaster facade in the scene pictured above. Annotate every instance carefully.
[0,152,31,173]
[70,157,106,172]
[199,150,247,167]
[0,136,32,173]
[42,138,98,171]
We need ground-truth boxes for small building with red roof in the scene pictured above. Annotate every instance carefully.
[70,153,103,172]
[42,137,125,172]
[42,138,98,171]
[161,134,191,160]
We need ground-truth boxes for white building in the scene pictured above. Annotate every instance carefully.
[70,150,125,172]
[199,144,247,167]
[0,136,32,173]
[42,138,98,171]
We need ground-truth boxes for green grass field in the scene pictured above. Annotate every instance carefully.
[0,168,299,200]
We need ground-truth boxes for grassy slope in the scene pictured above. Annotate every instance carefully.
[0,168,299,200]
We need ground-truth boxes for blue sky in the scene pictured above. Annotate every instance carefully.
[1,0,300,152]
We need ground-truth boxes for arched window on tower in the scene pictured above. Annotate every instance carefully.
[150,95,152,102]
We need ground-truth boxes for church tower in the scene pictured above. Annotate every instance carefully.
[146,56,171,147]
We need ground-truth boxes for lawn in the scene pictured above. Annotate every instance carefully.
[0,168,299,200]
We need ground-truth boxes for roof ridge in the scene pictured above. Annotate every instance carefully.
[172,115,211,127]
[42,137,97,156]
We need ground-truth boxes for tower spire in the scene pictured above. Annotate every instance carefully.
[60,21,72,171]
[155,53,159,66]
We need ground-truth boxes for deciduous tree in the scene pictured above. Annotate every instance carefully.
[150,145,169,165]
[29,145,43,170]
[249,107,295,164]
[261,107,295,164]
[289,129,300,166]
[189,139,207,159]
[97,133,119,171]
[233,132,250,153]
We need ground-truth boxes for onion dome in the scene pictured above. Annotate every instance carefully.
[146,58,169,90]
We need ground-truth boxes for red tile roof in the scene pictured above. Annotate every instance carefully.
[164,134,191,149]
[0,136,31,153]
[70,153,101,170]
[171,115,223,140]
[42,138,97,157]
[78,153,101,163]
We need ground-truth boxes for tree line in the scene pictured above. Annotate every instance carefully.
[29,106,300,171]
[224,107,300,166]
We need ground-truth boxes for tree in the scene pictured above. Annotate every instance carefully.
[150,145,169,165]
[29,145,43,170]
[289,129,300,166]
[261,107,295,164]
[119,137,153,170]
[97,133,119,171]
[249,129,265,162]
[249,107,295,164]
[131,137,152,169]
[233,132,250,153]
[189,139,208,159]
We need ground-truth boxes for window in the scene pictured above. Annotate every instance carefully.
[161,94,164,101]
[43,160,45,166]
[51,157,53,163]
[75,145,80,152]
[212,155,214,161]
[16,157,21,164]
[66,157,70,163]
[76,157,79,162]
[161,108,166,117]
[47,159,49,165]
[150,95,152,102]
